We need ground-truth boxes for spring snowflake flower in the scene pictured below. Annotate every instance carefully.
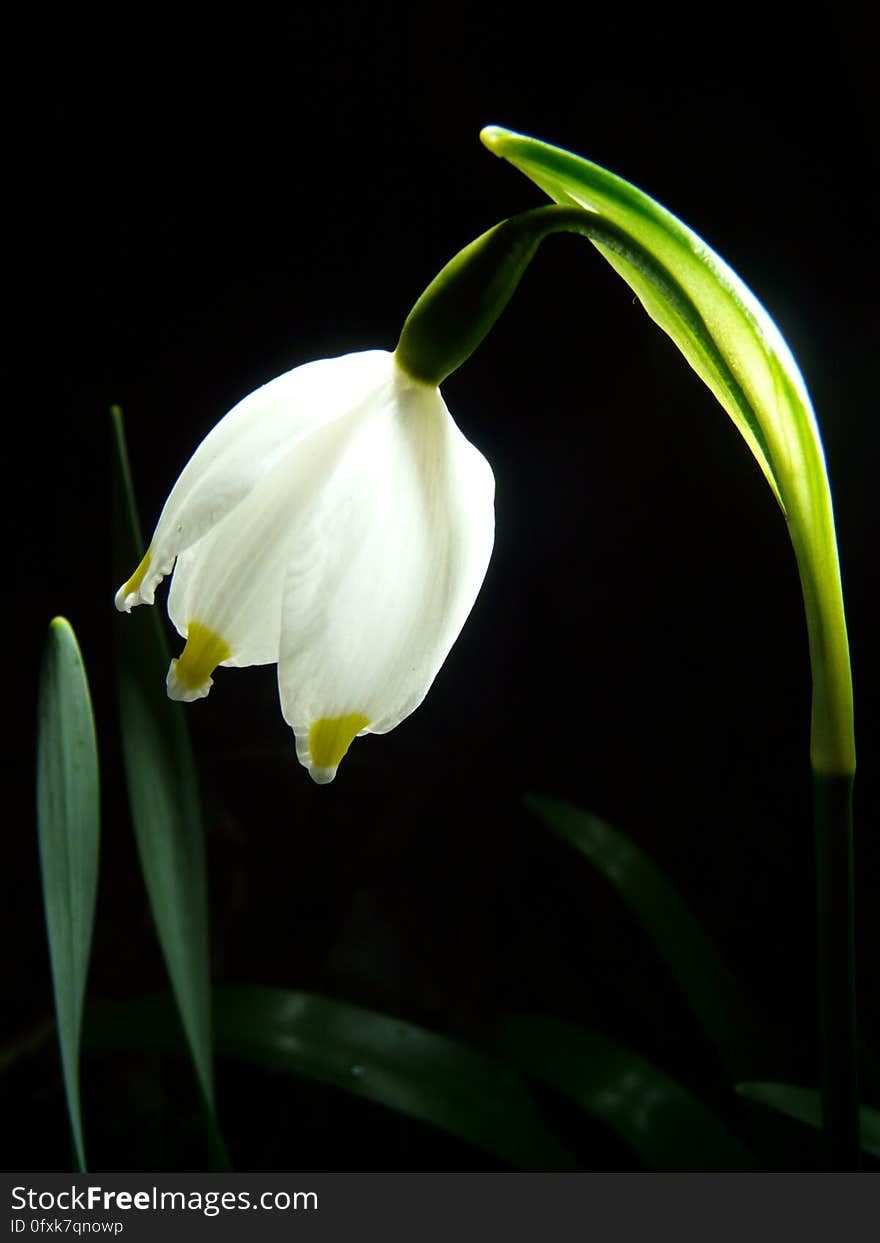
[115,350,495,783]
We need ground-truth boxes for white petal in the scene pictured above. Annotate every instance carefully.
[277,363,495,782]
[114,350,393,611]
[163,366,399,696]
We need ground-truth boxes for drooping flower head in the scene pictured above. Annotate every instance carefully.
[115,201,612,783]
[115,350,495,783]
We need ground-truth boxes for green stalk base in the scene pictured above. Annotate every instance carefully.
[813,771,859,1170]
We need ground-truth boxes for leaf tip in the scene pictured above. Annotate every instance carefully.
[48,615,74,638]
[479,124,511,156]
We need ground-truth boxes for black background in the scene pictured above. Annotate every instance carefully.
[4,3,879,1170]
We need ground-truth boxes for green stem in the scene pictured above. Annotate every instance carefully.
[813,772,859,1169]
[395,205,722,392]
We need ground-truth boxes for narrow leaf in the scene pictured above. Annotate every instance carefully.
[737,1081,880,1159]
[110,406,219,1141]
[36,617,100,1170]
[482,125,852,777]
[526,796,774,1077]
[502,1014,755,1171]
[86,988,577,1171]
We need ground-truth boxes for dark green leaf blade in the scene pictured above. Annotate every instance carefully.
[36,617,100,1171]
[110,406,219,1138]
[502,1014,755,1171]
[737,1082,880,1159]
[86,987,577,1171]
[526,796,773,1077]
[214,987,575,1169]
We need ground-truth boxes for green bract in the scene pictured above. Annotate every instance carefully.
[481,125,854,778]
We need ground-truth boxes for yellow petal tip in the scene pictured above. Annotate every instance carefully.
[306,713,370,783]
[167,620,232,702]
[115,545,154,612]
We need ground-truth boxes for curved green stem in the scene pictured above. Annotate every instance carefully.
[397,202,854,778]
[477,128,855,780]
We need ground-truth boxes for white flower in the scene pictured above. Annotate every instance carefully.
[115,350,495,783]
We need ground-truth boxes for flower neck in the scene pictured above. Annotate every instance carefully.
[394,205,635,387]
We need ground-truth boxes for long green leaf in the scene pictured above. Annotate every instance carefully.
[737,1081,880,1159]
[502,1014,755,1171]
[526,796,774,1078]
[110,406,220,1143]
[86,987,577,1171]
[481,125,852,778]
[36,617,100,1171]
